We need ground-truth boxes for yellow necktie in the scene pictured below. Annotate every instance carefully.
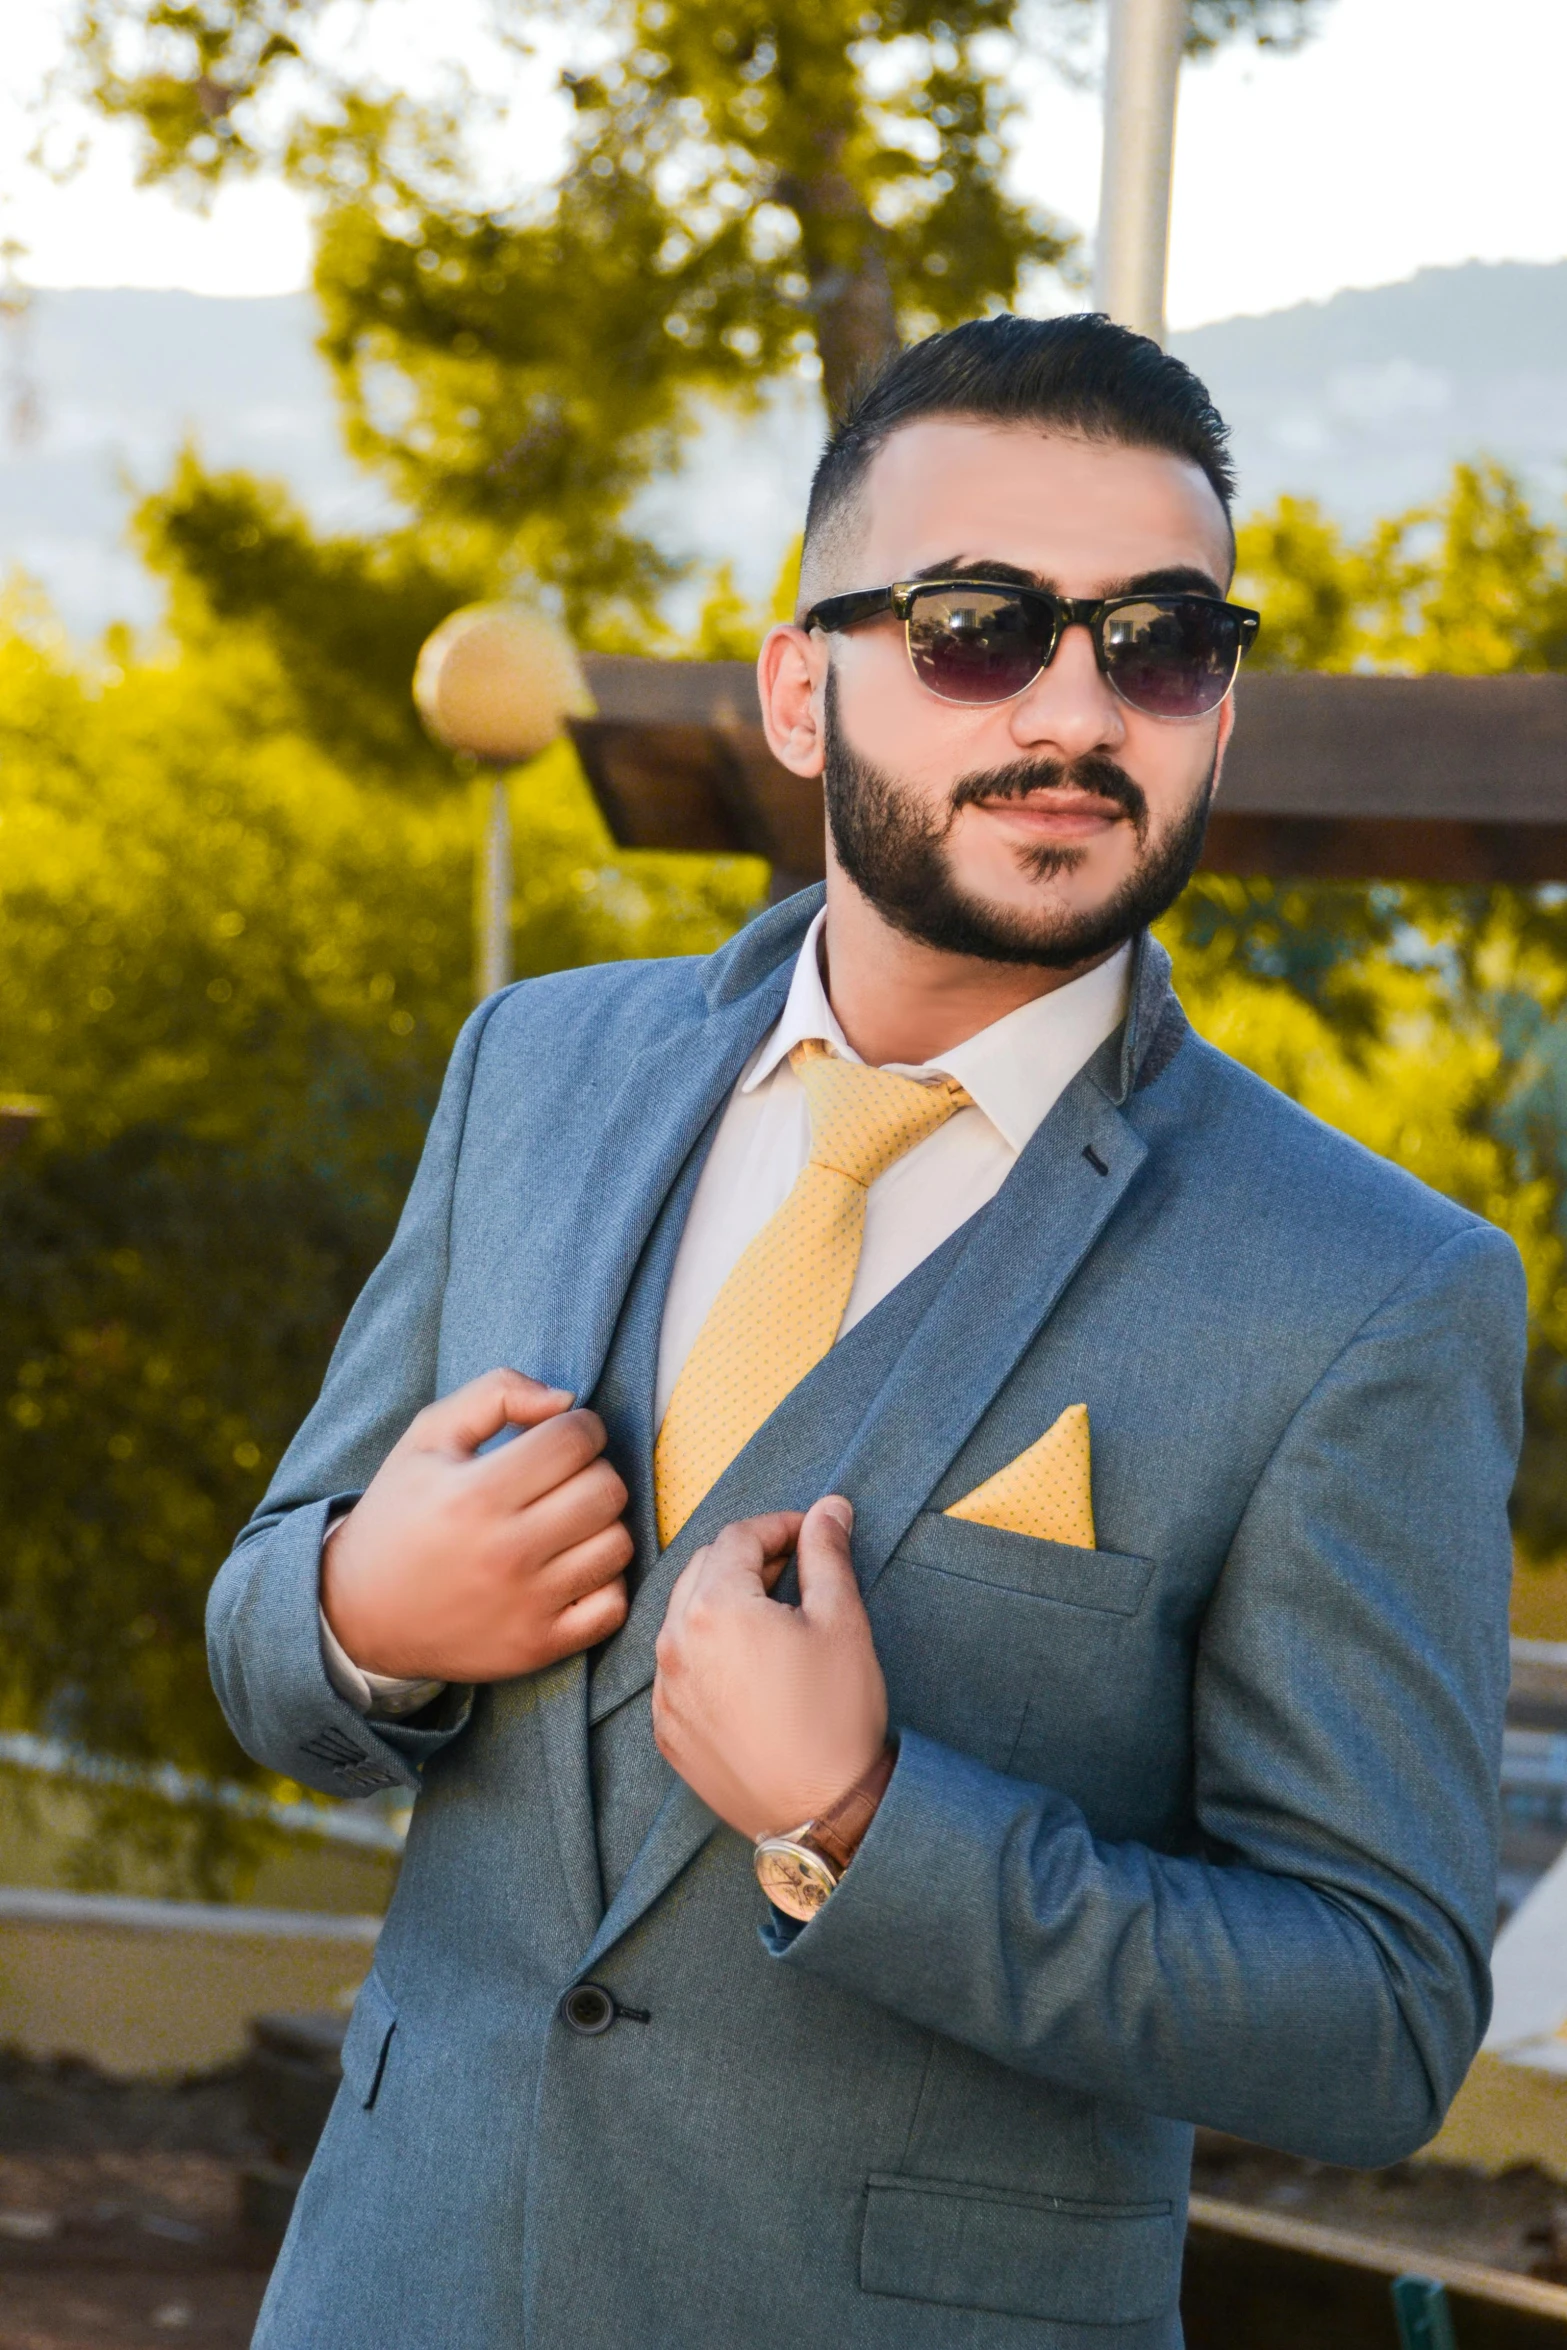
[654,1039,972,1546]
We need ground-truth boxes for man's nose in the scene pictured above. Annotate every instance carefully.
[1005,621,1125,762]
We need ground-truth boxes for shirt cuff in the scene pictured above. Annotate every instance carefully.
[317,1514,448,1721]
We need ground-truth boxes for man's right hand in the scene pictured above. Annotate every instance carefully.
[320,1370,633,1683]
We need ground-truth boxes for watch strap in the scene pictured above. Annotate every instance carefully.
[804,1744,897,1874]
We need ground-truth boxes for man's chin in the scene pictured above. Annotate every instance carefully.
[952,858,1135,935]
[879,876,1132,970]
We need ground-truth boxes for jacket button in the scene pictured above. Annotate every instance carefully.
[559,1982,617,2036]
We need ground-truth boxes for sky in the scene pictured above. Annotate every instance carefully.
[2,0,1566,330]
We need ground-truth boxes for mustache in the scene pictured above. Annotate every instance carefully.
[948,753,1149,840]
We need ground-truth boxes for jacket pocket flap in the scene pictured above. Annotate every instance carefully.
[860,2175,1177,2326]
[899,1511,1153,1613]
[339,1967,397,2109]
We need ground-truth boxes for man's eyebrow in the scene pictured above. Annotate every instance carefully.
[906,558,1229,599]
[1104,564,1227,599]
[908,557,1042,589]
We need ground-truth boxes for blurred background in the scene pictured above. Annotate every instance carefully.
[6,1,1567,2342]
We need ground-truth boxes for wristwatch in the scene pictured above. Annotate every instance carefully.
[753,1745,897,1923]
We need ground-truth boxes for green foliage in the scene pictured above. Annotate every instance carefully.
[689,535,804,660]
[1180,0,1326,50]
[135,451,496,778]
[1172,458,1567,1558]
[1230,495,1363,671]
[0,593,464,1820]
[0,505,763,1865]
[60,0,1061,618]
[1235,463,1567,676]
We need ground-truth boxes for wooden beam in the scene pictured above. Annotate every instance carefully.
[574,663,1567,887]
[1212,675,1567,882]
[1182,2196,1567,2349]
[1200,812,1567,885]
[580,654,761,728]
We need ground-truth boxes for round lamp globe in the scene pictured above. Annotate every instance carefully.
[413,604,592,763]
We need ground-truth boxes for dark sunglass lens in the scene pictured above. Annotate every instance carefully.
[907,589,1048,705]
[1102,600,1241,718]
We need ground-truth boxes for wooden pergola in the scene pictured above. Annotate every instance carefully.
[574,658,1567,895]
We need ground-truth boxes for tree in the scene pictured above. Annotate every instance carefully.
[1201,462,1567,1559]
[59,0,1324,632]
[1235,465,1567,677]
[0,503,762,1887]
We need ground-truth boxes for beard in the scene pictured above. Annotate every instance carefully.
[821,667,1215,970]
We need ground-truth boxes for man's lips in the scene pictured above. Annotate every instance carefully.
[966,791,1126,840]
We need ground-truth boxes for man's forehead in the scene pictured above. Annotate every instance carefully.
[855,416,1232,591]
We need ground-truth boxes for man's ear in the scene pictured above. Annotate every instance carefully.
[758,623,827,778]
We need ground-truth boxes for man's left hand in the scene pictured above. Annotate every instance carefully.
[652,1498,888,1841]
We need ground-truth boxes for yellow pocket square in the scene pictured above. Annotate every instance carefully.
[944,1404,1094,1547]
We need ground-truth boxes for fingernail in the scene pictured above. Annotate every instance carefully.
[821,1496,854,1533]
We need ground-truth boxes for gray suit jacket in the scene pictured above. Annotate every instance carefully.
[209,889,1525,2349]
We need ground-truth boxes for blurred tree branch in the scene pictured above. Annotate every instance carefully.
[54,0,1328,621]
[0,503,764,1864]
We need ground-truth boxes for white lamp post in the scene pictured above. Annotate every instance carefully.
[1092,0,1187,346]
[413,605,592,1002]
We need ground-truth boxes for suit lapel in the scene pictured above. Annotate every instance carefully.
[844,1077,1146,1592]
[588,1106,724,1586]
[586,1226,967,1727]
[528,898,814,1944]
[574,1775,720,1979]
[843,927,1172,1586]
[535,1656,601,1951]
[542,972,796,1410]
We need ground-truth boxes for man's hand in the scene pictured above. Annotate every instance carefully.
[651,1499,887,1840]
[321,1370,632,1682]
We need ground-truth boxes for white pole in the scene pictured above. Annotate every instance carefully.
[477,769,514,1001]
[1093,0,1186,345]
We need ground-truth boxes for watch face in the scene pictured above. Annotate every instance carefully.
[754,1840,837,1923]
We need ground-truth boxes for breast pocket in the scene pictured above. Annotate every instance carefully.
[870,1512,1155,1775]
[904,1512,1153,1612]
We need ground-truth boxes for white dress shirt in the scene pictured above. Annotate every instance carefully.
[655,912,1130,1423]
[325,912,1131,1715]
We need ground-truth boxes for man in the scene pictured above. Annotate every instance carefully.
[212,313,1524,2349]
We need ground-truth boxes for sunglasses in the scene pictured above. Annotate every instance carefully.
[803,578,1261,720]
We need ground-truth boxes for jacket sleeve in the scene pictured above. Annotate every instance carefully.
[773,1221,1525,2167]
[206,996,508,1799]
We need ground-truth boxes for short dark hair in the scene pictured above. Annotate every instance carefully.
[803,312,1236,581]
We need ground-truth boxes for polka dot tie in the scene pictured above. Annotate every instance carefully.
[654,1039,972,1548]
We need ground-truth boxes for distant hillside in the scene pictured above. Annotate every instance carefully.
[3,259,1565,639]
[1173,259,1567,528]
[0,288,392,638]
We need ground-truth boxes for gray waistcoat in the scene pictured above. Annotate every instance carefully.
[587,1124,971,1900]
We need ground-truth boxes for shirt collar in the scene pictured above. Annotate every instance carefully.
[742,910,855,1092]
[743,908,1133,1155]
